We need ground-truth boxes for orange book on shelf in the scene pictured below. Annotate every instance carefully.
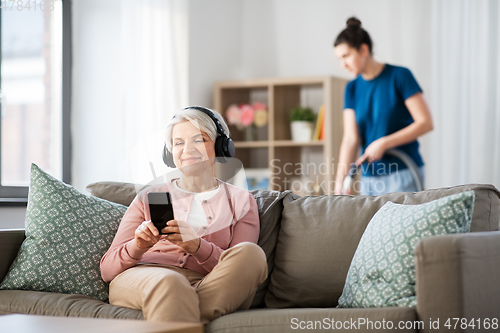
[313,105,325,140]
[319,120,325,140]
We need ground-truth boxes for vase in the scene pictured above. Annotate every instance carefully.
[290,121,314,142]
[244,125,257,141]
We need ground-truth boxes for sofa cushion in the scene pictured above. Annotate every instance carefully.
[0,290,143,319]
[249,190,291,308]
[0,230,25,283]
[338,191,475,308]
[86,181,148,207]
[85,171,182,206]
[206,307,418,333]
[265,184,499,308]
[0,164,127,302]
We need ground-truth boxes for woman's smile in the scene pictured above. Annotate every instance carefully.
[182,157,202,165]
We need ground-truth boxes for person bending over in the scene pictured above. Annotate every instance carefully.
[333,17,433,195]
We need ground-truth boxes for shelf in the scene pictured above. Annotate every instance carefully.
[273,140,324,147]
[234,140,324,148]
[234,141,270,148]
[215,76,335,88]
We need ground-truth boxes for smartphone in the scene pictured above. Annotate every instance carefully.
[148,192,174,234]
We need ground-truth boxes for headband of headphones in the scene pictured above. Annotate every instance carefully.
[177,106,227,137]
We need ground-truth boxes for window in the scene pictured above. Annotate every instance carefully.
[0,0,71,204]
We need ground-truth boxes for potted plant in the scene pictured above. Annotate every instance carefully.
[289,106,315,142]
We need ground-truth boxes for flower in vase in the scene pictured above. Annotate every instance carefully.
[252,102,267,111]
[252,102,268,127]
[239,104,255,127]
[225,104,241,126]
[254,109,268,127]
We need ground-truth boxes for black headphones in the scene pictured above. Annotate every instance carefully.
[163,106,235,168]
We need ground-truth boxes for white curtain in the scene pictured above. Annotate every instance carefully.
[427,0,500,189]
[112,0,189,185]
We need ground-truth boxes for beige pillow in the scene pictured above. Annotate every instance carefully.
[86,181,148,206]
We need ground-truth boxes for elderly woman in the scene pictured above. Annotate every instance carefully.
[100,106,267,324]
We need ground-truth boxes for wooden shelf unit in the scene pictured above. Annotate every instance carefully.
[214,76,347,195]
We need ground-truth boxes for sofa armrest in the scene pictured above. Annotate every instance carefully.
[0,229,25,282]
[415,231,500,333]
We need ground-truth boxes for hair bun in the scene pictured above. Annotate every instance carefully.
[346,17,362,29]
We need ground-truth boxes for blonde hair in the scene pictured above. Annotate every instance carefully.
[165,107,230,152]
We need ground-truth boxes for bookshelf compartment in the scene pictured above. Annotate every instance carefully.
[273,84,324,141]
[214,76,347,195]
[270,146,301,192]
[217,86,269,142]
[214,147,269,190]
[234,147,269,169]
[271,146,329,195]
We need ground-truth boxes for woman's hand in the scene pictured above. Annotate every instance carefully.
[134,220,161,249]
[163,220,201,254]
[356,137,388,165]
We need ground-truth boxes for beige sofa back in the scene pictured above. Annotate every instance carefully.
[265,184,500,308]
[86,182,500,309]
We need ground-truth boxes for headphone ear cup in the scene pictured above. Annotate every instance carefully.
[214,135,234,163]
[225,135,236,158]
[214,136,224,163]
[162,144,176,168]
[223,136,235,160]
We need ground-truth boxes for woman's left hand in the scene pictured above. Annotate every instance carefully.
[356,137,388,165]
[162,220,201,254]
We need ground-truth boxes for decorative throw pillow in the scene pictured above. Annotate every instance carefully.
[337,191,475,308]
[0,164,127,302]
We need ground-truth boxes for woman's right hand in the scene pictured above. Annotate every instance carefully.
[134,220,161,249]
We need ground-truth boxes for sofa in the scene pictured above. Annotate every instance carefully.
[1,183,499,333]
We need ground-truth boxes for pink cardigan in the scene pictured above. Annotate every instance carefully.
[100,179,260,282]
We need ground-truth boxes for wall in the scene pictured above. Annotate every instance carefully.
[243,0,433,87]
[187,0,243,106]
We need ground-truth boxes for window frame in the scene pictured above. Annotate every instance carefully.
[0,0,72,206]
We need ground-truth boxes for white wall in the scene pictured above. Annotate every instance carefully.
[188,0,243,106]
[241,0,433,89]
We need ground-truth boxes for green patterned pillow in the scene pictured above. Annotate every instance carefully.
[338,191,475,308]
[0,164,127,302]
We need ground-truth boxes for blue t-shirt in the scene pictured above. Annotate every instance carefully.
[344,64,424,176]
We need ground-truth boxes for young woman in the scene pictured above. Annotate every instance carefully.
[100,107,267,323]
[333,17,433,195]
